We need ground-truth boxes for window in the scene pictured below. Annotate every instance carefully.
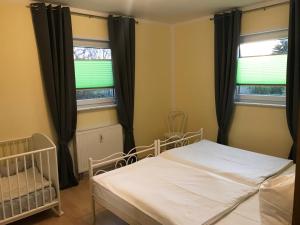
[235,30,288,106]
[73,39,115,111]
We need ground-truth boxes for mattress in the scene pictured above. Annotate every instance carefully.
[0,167,57,220]
[160,140,292,186]
[93,157,257,225]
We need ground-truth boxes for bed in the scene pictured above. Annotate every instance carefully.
[89,130,294,225]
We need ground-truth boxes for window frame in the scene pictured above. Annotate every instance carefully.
[235,93,286,107]
[77,97,116,111]
[73,38,116,111]
[234,29,288,107]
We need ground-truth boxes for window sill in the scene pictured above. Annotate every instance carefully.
[235,101,285,108]
[77,103,117,112]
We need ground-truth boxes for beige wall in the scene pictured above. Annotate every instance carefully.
[0,0,172,147]
[174,4,292,158]
[0,0,55,140]
[0,0,292,158]
[135,22,172,145]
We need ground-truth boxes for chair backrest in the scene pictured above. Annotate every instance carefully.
[167,111,187,134]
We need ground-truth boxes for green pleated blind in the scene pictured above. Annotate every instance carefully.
[74,60,114,89]
[236,55,287,85]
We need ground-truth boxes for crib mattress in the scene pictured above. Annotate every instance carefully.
[0,186,56,219]
[0,167,51,201]
[0,167,57,220]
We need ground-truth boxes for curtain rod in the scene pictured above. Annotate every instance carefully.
[210,1,289,21]
[26,5,139,24]
[70,11,139,24]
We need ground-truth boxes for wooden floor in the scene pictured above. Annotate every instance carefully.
[11,179,127,225]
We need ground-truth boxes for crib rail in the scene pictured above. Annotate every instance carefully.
[0,134,62,224]
[0,137,31,158]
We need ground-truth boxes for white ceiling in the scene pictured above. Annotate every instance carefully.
[46,0,276,23]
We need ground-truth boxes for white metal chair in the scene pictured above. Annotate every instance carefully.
[164,111,187,141]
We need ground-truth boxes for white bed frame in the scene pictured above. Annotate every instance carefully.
[0,133,63,224]
[88,128,203,224]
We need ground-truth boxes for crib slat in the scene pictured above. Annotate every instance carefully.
[24,155,30,211]
[26,138,30,152]
[13,141,16,155]
[39,152,45,205]
[0,173,6,219]
[10,142,12,155]
[6,159,14,217]
[0,145,5,219]
[15,157,22,214]
[11,141,15,156]
[31,154,38,209]
[7,142,9,157]
[46,151,53,202]
[6,142,10,157]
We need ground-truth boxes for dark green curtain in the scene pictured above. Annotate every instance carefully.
[108,15,136,154]
[287,0,300,163]
[31,3,78,189]
[287,2,300,222]
[214,10,242,145]
[293,124,300,224]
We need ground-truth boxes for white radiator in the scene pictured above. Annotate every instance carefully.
[75,124,123,173]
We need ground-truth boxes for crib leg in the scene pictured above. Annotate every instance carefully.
[52,204,64,217]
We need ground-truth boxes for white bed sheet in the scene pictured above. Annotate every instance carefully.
[93,179,261,225]
[216,193,261,225]
[160,140,292,186]
[216,165,296,225]
[93,157,257,225]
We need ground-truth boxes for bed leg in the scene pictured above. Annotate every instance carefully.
[91,196,96,224]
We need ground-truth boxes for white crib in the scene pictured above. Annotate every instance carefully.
[0,133,62,224]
